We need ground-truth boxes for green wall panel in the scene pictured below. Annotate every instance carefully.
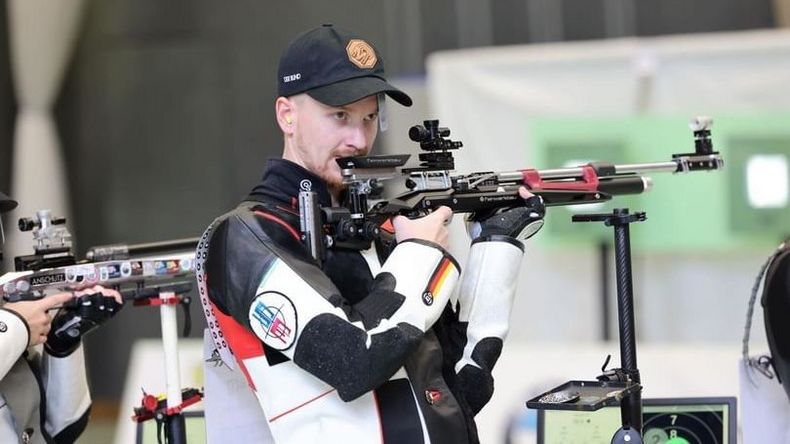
[529,114,790,252]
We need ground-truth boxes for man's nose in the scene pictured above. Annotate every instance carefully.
[345,125,369,154]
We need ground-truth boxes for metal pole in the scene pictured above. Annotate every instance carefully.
[160,291,187,443]
[599,240,611,341]
[611,209,642,433]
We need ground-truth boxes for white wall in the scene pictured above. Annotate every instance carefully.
[382,30,790,346]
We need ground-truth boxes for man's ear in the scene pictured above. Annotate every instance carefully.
[275,96,295,134]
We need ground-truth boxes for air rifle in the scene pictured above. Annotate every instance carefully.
[0,251,196,303]
[299,117,723,264]
[1,231,198,336]
[1,214,199,306]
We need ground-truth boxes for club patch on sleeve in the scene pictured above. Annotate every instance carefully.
[249,291,298,351]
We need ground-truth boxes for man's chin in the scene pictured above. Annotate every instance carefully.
[319,172,344,196]
[327,181,345,198]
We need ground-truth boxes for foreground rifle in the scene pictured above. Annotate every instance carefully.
[299,116,721,265]
[1,233,198,337]
[0,252,195,303]
[1,221,198,306]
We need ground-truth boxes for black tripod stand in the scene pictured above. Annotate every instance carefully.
[527,208,646,444]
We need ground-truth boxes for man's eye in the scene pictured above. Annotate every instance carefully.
[364,113,379,122]
[334,112,348,120]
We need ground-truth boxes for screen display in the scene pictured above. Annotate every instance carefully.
[538,398,734,444]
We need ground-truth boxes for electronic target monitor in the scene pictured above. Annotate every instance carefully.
[537,397,736,444]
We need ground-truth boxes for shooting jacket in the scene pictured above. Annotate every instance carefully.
[200,158,524,443]
[0,308,91,444]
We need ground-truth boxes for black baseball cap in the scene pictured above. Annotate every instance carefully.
[277,24,412,107]
[0,192,17,214]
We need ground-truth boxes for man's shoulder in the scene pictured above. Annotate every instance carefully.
[208,201,271,230]
[202,203,278,277]
[205,201,299,256]
[227,200,301,243]
[206,202,265,243]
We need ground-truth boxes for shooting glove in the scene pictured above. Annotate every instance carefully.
[45,292,123,357]
[465,194,545,246]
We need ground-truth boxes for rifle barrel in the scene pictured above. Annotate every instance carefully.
[497,158,711,183]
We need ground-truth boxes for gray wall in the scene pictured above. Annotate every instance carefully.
[0,2,15,195]
[55,0,430,402]
[0,0,778,400]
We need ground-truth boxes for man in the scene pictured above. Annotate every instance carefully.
[0,192,122,443]
[199,24,544,443]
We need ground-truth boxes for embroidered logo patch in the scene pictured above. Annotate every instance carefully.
[421,291,434,306]
[346,39,377,69]
[249,291,297,351]
[0,321,6,333]
[425,389,442,405]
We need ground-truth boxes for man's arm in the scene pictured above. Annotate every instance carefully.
[452,192,544,414]
[40,344,91,443]
[208,209,460,402]
[0,308,30,379]
[1,292,75,379]
[452,237,524,414]
[41,287,123,442]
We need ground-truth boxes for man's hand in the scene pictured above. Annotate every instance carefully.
[77,285,122,305]
[4,293,75,347]
[392,206,452,250]
[45,285,124,357]
[466,187,545,242]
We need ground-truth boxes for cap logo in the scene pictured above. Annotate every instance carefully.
[346,39,377,69]
[283,73,301,83]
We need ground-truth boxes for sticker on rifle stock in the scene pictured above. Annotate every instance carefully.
[100,264,121,281]
[179,257,193,272]
[66,265,93,283]
[249,291,297,351]
[30,273,66,287]
[120,261,132,277]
